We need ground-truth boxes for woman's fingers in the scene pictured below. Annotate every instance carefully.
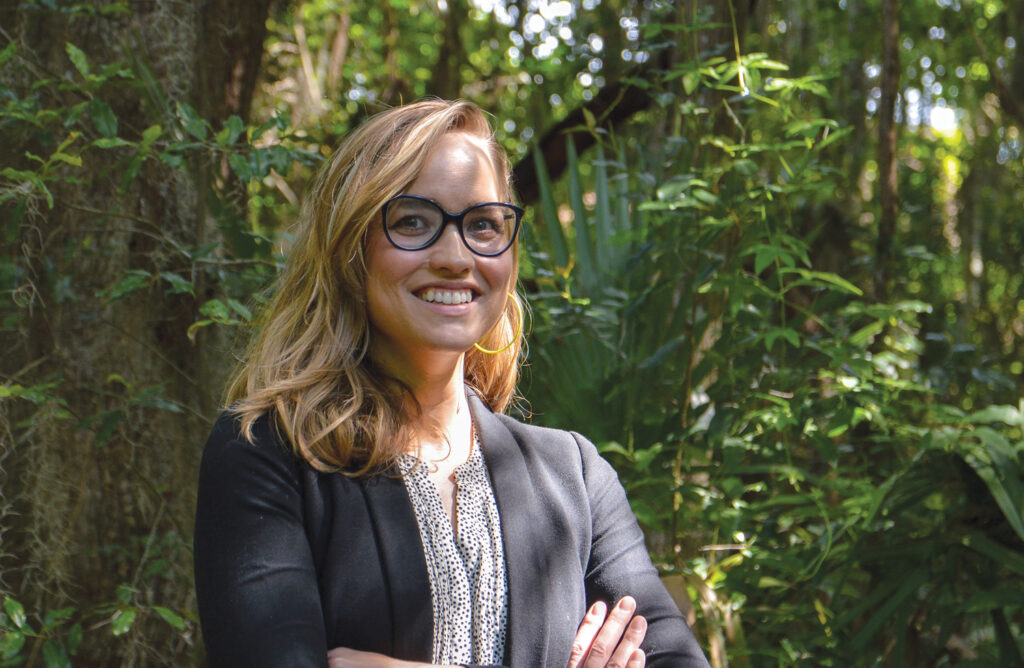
[568,601,608,668]
[606,615,647,668]
[583,596,634,666]
[582,596,647,668]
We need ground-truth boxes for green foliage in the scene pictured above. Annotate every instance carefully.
[522,10,1024,663]
[0,589,192,667]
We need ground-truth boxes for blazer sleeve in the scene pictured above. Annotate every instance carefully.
[573,432,711,668]
[194,413,329,668]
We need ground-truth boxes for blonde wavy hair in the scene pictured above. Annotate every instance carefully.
[226,99,524,475]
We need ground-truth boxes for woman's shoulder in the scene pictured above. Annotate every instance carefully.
[483,407,622,491]
[491,412,586,447]
[201,409,306,483]
[486,410,604,470]
[205,408,286,452]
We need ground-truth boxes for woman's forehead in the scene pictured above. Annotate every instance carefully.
[402,133,503,208]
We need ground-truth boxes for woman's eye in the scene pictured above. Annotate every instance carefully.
[466,216,501,237]
[390,215,429,235]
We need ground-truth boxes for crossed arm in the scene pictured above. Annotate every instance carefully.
[326,595,648,668]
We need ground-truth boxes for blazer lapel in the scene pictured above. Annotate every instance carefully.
[360,472,433,661]
[470,395,552,666]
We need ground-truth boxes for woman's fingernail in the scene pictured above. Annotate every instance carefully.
[618,596,636,611]
[592,601,606,616]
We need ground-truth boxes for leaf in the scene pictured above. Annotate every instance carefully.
[566,138,597,294]
[50,151,82,167]
[100,269,151,300]
[683,70,700,95]
[3,599,26,631]
[779,268,863,295]
[849,569,928,650]
[120,154,143,191]
[0,167,54,207]
[199,298,233,323]
[963,532,1024,578]
[42,606,75,631]
[140,124,162,149]
[92,137,131,149]
[110,608,136,637]
[0,630,25,660]
[42,640,71,668]
[228,152,251,182]
[960,430,1024,542]
[533,144,569,269]
[0,41,16,67]
[91,409,123,448]
[65,42,90,77]
[89,99,118,139]
[176,101,207,140]
[158,151,185,168]
[638,334,687,370]
[159,272,194,295]
[216,115,245,146]
[187,319,214,343]
[582,107,596,132]
[591,145,615,271]
[956,588,1024,614]
[152,606,186,631]
[226,298,252,322]
[848,319,884,347]
[67,624,83,655]
[968,405,1024,428]
[115,584,133,604]
[747,56,789,71]
[764,327,800,351]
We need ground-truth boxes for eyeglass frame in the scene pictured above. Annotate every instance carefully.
[379,194,524,257]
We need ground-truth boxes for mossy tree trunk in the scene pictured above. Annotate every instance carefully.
[1,1,269,664]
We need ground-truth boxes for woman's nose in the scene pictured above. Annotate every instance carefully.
[429,224,473,273]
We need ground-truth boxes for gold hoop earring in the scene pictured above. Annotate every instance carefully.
[474,293,523,355]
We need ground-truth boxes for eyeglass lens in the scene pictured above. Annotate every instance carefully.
[384,196,518,255]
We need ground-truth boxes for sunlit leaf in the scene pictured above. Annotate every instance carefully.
[110,608,136,637]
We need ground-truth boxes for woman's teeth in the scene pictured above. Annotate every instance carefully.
[419,288,473,305]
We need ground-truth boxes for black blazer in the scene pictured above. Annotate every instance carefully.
[194,394,709,667]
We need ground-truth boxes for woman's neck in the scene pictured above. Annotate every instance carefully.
[376,352,472,462]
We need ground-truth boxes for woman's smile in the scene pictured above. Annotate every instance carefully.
[416,287,474,305]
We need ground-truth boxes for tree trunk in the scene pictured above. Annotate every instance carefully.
[1,2,269,664]
[876,0,899,301]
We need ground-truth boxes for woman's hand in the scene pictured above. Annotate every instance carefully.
[567,596,647,668]
[326,647,459,668]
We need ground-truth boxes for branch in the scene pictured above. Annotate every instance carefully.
[512,52,669,205]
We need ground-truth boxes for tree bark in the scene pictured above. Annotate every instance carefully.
[876,0,899,301]
[1,2,270,664]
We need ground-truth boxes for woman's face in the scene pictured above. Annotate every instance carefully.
[364,132,515,375]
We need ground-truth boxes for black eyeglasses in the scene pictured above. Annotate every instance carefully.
[381,194,523,257]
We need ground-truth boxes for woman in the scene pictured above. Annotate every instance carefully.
[194,100,709,668]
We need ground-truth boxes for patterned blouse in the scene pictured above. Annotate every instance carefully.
[398,435,509,666]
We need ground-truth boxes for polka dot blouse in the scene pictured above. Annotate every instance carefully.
[399,435,509,666]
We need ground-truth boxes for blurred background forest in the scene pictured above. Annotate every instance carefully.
[1,0,1022,665]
